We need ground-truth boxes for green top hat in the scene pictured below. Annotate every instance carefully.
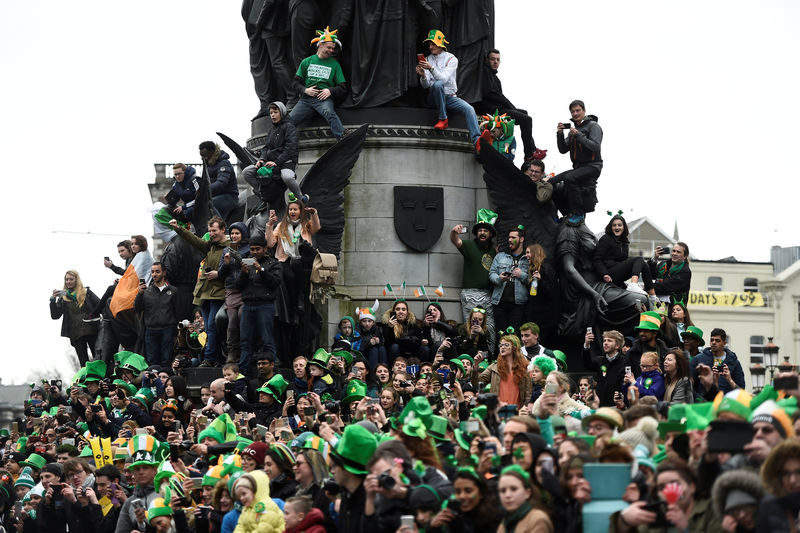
[449,359,466,375]
[131,388,155,408]
[113,379,137,397]
[472,208,498,237]
[128,434,163,469]
[330,424,378,475]
[308,348,332,370]
[117,352,148,374]
[454,428,473,451]
[20,453,46,471]
[256,374,289,401]
[456,353,475,365]
[427,415,449,442]
[84,360,107,382]
[553,350,568,372]
[399,396,433,429]
[198,413,238,445]
[342,379,367,405]
[635,311,662,331]
[471,405,488,421]
[680,326,705,346]
[331,350,354,367]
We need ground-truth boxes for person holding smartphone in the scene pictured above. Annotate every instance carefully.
[50,270,101,366]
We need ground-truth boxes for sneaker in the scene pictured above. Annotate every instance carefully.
[198,360,215,368]
[566,214,585,225]
[625,282,647,296]
[82,314,101,323]
[532,148,548,160]
[434,118,449,130]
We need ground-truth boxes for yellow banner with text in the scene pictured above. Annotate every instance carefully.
[688,291,765,307]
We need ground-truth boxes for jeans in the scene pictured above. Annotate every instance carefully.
[144,327,174,367]
[201,299,225,363]
[213,193,238,222]
[426,81,481,143]
[240,302,276,378]
[363,345,387,369]
[289,95,344,139]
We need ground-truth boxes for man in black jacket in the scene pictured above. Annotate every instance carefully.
[582,329,630,407]
[234,235,282,379]
[476,49,546,163]
[161,234,203,322]
[134,262,178,367]
[199,141,239,221]
[242,101,307,213]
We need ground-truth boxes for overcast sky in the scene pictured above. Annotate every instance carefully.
[1,1,797,384]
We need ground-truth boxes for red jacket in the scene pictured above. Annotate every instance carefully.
[286,507,326,533]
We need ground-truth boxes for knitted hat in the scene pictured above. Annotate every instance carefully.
[342,379,367,405]
[580,407,624,432]
[242,442,268,468]
[635,311,662,331]
[529,355,556,377]
[147,498,173,522]
[422,29,449,50]
[198,413,238,444]
[680,326,705,346]
[267,443,296,473]
[256,374,288,402]
[750,400,794,438]
[713,390,753,421]
[618,417,659,455]
[356,300,380,322]
[330,424,378,475]
[14,468,35,490]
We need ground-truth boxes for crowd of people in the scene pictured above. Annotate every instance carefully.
[31,22,799,533]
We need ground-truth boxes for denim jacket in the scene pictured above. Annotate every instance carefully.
[489,252,530,305]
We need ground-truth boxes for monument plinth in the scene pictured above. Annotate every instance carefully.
[249,108,490,336]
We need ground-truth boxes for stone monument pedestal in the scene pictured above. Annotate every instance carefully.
[250,108,490,341]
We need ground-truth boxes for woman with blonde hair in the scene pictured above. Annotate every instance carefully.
[532,370,590,418]
[479,335,531,407]
[50,270,100,365]
[523,243,559,345]
[381,300,421,362]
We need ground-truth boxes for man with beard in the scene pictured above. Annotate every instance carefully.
[450,209,497,346]
[489,226,529,335]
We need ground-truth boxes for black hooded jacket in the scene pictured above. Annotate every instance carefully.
[258,102,298,171]
[557,114,603,168]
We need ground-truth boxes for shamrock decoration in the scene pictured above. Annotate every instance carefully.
[644,377,653,389]
[600,365,607,377]
[513,447,525,459]
[254,502,266,513]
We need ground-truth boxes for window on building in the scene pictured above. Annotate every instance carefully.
[744,278,759,292]
[750,335,765,364]
[707,276,723,291]
[797,301,800,323]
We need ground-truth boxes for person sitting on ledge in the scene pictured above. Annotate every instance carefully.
[416,29,481,149]
[289,26,347,141]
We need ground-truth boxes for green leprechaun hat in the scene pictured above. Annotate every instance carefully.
[84,360,107,382]
[330,424,378,475]
[307,348,332,370]
[256,374,289,402]
[472,208,498,237]
[113,379,137,397]
[331,350,354,367]
[127,435,162,469]
[635,311,662,331]
[553,350,568,372]
[427,415,449,442]
[20,453,46,471]
[130,388,155,409]
[680,326,705,346]
[116,352,148,375]
[399,396,434,429]
[342,379,367,405]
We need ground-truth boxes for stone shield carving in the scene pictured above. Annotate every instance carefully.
[393,186,444,252]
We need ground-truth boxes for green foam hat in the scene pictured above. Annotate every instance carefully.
[553,350,568,372]
[471,405,488,421]
[331,424,378,475]
[256,374,288,402]
[635,311,662,331]
[399,396,433,429]
[454,429,472,451]
[20,453,45,471]
[308,348,332,370]
[84,360,107,382]
[472,208,498,237]
[342,379,367,405]
[202,464,228,487]
[402,417,428,440]
[428,415,449,442]
[680,326,705,346]
[117,352,148,375]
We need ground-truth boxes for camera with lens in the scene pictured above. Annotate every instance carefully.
[175,352,192,368]
[50,380,63,389]
[322,478,340,495]
[477,392,499,411]
[324,401,341,414]
[378,472,397,491]
[400,380,413,388]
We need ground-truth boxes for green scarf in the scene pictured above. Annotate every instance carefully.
[656,260,685,282]
[502,501,533,533]
[65,289,78,302]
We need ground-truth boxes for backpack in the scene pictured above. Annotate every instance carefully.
[310,252,338,285]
